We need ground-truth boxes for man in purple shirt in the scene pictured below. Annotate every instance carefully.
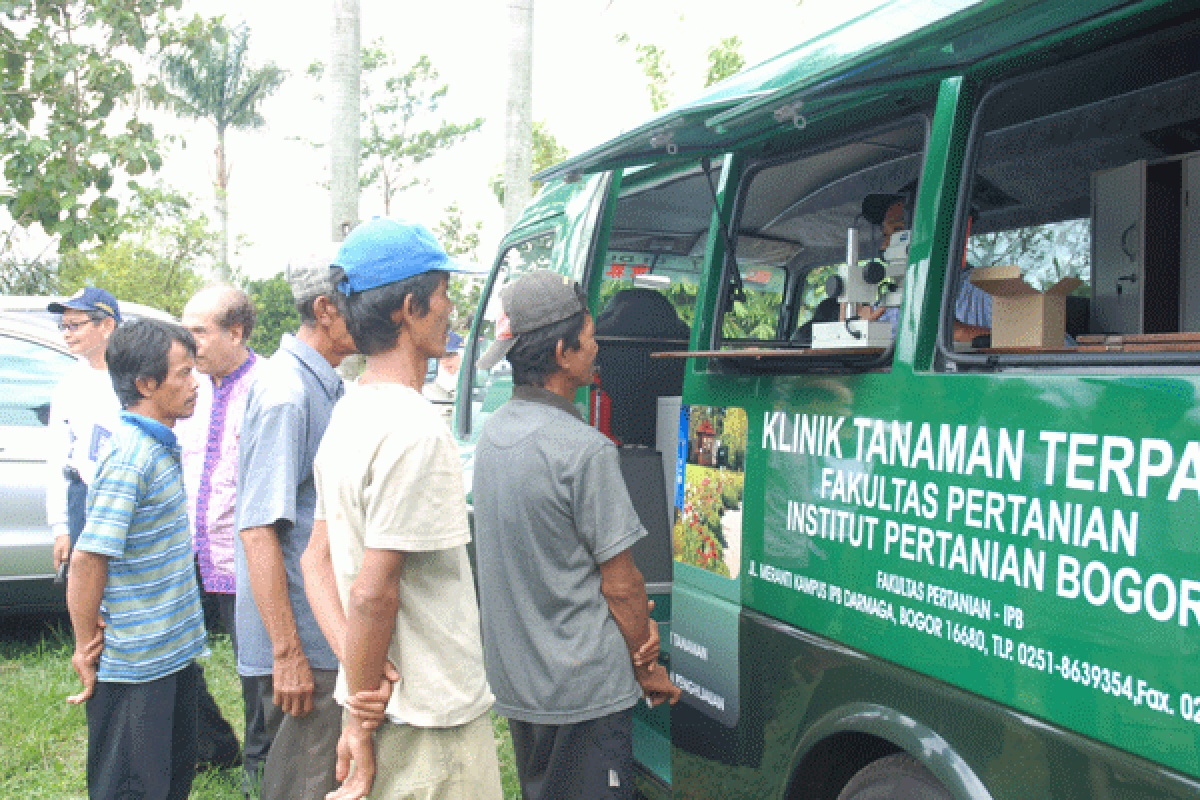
[179,284,262,775]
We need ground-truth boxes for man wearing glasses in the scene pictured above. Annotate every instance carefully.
[46,288,122,577]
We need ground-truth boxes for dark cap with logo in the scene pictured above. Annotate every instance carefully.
[476,270,586,370]
[47,288,122,323]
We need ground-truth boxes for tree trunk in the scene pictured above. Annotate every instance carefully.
[215,130,230,280]
[331,0,361,242]
[504,0,534,231]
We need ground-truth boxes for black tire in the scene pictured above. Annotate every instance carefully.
[836,753,954,800]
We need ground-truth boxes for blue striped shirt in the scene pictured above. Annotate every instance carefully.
[77,412,207,683]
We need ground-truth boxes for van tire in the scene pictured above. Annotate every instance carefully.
[836,753,952,800]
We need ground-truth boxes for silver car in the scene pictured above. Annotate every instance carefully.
[0,298,175,612]
[0,313,76,611]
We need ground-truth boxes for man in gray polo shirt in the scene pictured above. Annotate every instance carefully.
[233,261,358,798]
[473,270,680,799]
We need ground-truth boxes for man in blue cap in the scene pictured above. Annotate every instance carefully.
[46,288,123,576]
[301,218,502,799]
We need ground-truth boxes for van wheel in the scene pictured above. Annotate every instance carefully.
[836,753,953,800]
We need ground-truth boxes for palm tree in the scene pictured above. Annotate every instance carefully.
[504,0,534,230]
[159,22,286,278]
[330,0,360,243]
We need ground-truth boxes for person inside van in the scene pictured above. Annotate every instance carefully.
[843,194,907,334]
[949,208,990,344]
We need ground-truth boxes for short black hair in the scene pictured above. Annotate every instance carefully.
[296,293,323,324]
[213,286,257,341]
[106,319,197,409]
[508,311,588,388]
[333,269,446,356]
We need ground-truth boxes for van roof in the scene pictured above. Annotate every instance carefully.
[537,0,1176,182]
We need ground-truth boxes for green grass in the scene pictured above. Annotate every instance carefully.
[0,615,521,798]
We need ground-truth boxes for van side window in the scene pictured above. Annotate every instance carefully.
[714,118,927,369]
[944,26,1200,364]
[461,232,555,438]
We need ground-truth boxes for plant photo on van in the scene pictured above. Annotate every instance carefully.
[675,405,747,578]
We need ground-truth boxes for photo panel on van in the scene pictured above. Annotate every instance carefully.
[941,18,1200,368]
[711,117,928,371]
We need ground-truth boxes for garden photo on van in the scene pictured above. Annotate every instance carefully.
[674,405,747,578]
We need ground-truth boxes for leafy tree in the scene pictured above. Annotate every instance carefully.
[435,203,482,260]
[967,219,1090,291]
[0,258,59,294]
[157,20,287,278]
[0,1,202,251]
[616,31,746,111]
[436,203,485,331]
[489,121,569,207]
[311,45,483,215]
[246,273,299,357]
[705,36,745,87]
[57,187,215,316]
[616,33,673,112]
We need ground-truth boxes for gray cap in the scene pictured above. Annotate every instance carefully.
[476,270,586,370]
[287,260,336,306]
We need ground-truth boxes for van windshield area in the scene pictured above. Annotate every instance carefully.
[718,119,927,364]
[463,232,556,438]
[947,20,1200,362]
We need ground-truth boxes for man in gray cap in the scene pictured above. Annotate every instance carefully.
[234,260,361,798]
[473,270,680,800]
[46,288,122,576]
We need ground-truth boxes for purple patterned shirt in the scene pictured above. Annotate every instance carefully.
[178,352,260,594]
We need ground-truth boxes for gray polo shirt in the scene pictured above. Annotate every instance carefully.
[473,385,646,725]
[234,333,342,675]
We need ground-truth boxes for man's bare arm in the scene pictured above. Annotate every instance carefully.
[300,519,348,662]
[242,522,313,716]
[599,550,681,706]
[66,549,108,704]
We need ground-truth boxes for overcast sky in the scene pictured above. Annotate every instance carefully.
[143,0,886,278]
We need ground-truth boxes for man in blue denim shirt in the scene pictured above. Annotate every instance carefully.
[235,261,359,798]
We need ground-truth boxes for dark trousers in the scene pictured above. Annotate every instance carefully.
[259,669,341,800]
[194,572,242,772]
[241,673,285,795]
[86,662,199,800]
[66,472,88,549]
[509,709,634,800]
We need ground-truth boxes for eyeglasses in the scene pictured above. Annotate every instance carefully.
[58,319,96,333]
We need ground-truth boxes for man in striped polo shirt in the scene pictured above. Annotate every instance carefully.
[67,319,209,800]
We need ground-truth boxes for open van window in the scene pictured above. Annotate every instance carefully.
[461,231,555,438]
[943,19,1200,366]
[712,117,927,370]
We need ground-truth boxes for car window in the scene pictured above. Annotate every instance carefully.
[0,334,76,427]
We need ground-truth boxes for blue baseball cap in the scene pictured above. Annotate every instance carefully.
[48,288,122,322]
[333,218,466,294]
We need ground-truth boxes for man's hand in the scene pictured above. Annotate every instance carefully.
[344,661,400,731]
[636,662,682,708]
[274,648,316,717]
[67,620,106,705]
[326,720,376,800]
[53,535,70,571]
[632,600,659,670]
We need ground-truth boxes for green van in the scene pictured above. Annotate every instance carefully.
[454,1,1200,796]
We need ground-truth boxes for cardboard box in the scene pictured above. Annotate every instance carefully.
[969,265,1082,348]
